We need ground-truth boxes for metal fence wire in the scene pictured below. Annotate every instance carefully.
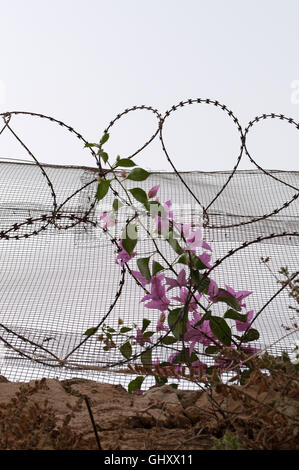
[0,99,298,389]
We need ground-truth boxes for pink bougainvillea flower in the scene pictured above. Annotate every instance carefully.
[180,223,192,239]
[168,352,178,363]
[141,274,170,311]
[166,353,177,370]
[184,313,216,353]
[198,251,213,269]
[186,228,203,252]
[207,278,219,303]
[156,215,170,234]
[191,359,208,374]
[131,270,149,288]
[148,184,160,199]
[115,241,136,267]
[202,240,212,251]
[154,199,175,235]
[163,200,174,219]
[135,328,152,347]
[236,309,254,332]
[180,223,198,245]
[167,352,183,378]
[225,285,253,307]
[100,212,116,230]
[156,312,169,333]
[172,287,202,312]
[165,269,187,291]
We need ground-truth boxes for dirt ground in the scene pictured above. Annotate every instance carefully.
[0,362,298,450]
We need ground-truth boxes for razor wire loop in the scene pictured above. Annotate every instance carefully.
[243,112,299,192]
[0,99,298,372]
[102,104,163,161]
[159,98,245,225]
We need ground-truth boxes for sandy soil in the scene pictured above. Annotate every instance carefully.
[0,366,298,450]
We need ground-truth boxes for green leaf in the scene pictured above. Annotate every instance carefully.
[84,142,99,148]
[129,188,148,204]
[126,168,150,181]
[115,158,136,168]
[172,348,199,365]
[141,349,152,367]
[190,270,200,287]
[215,288,242,312]
[97,179,110,201]
[205,346,221,355]
[122,237,137,256]
[100,133,109,145]
[137,257,151,281]
[224,309,249,322]
[176,254,190,266]
[241,328,260,343]
[121,223,138,254]
[176,253,207,270]
[83,327,98,337]
[120,327,132,333]
[143,201,150,212]
[191,272,210,293]
[170,384,178,390]
[120,341,132,359]
[142,318,151,332]
[98,150,109,163]
[128,376,145,394]
[193,310,212,327]
[195,256,212,270]
[168,308,187,339]
[161,335,177,345]
[143,331,154,338]
[112,198,123,211]
[155,376,168,386]
[209,316,232,346]
[152,260,164,276]
[167,231,184,255]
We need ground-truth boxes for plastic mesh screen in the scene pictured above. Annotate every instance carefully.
[0,160,298,389]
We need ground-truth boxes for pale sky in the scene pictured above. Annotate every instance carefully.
[0,0,299,171]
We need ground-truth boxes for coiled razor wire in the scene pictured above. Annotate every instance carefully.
[0,98,298,388]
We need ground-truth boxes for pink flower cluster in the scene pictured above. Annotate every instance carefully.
[135,328,151,347]
[141,274,170,312]
[111,184,257,373]
[184,312,216,352]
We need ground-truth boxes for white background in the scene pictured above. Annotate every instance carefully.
[0,0,298,171]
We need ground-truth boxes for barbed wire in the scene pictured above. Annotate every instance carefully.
[0,99,298,377]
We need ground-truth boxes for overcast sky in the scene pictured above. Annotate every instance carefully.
[0,0,299,171]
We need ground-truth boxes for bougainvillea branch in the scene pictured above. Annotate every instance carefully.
[83,134,264,393]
